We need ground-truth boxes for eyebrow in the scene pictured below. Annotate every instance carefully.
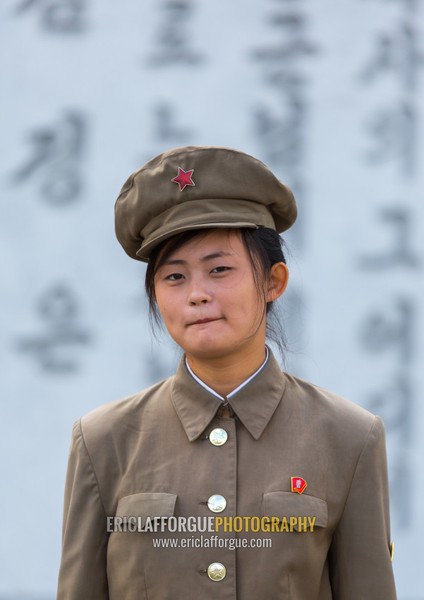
[160,251,234,267]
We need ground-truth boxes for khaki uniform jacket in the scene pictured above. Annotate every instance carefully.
[57,352,397,600]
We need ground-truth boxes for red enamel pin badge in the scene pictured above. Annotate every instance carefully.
[291,476,307,494]
[171,167,195,191]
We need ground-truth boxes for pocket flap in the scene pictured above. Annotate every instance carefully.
[116,492,177,518]
[262,491,328,528]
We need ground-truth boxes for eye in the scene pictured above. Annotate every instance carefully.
[165,273,185,281]
[211,266,232,274]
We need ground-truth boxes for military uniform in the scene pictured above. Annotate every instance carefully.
[57,146,397,599]
[57,351,396,599]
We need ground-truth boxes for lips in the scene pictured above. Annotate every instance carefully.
[187,317,222,326]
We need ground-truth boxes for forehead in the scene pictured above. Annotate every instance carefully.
[165,229,246,260]
[167,228,247,259]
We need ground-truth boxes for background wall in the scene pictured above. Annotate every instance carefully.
[1,1,423,598]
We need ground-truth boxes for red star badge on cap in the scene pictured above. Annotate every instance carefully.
[171,167,195,191]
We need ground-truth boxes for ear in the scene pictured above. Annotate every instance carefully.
[266,262,289,303]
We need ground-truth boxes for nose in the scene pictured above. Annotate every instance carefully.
[187,278,212,306]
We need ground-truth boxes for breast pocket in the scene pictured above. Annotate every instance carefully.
[115,492,177,523]
[260,492,330,597]
[262,491,328,531]
[116,492,177,517]
[107,493,179,599]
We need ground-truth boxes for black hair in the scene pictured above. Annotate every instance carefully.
[145,227,288,359]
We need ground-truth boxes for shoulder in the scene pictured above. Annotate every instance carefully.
[75,376,174,451]
[282,372,385,449]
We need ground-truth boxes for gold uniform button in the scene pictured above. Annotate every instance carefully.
[207,494,227,513]
[207,562,226,581]
[209,428,228,446]
[390,541,395,561]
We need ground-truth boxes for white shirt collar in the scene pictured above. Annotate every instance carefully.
[185,347,269,401]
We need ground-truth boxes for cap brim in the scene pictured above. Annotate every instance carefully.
[136,221,259,262]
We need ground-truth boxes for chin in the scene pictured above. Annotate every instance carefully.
[184,339,243,361]
[186,345,227,360]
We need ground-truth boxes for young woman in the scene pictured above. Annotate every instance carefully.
[57,146,397,599]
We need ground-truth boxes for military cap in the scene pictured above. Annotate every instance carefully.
[114,145,297,262]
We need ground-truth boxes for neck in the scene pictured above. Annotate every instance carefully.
[185,345,267,398]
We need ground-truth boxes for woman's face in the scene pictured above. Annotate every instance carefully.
[153,229,270,362]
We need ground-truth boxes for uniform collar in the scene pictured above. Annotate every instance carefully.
[184,346,269,401]
[171,350,286,442]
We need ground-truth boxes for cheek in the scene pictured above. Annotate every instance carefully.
[223,291,262,324]
[236,278,263,309]
[154,288,170,322]
[156,301,171,325]
[155,290,182,327]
